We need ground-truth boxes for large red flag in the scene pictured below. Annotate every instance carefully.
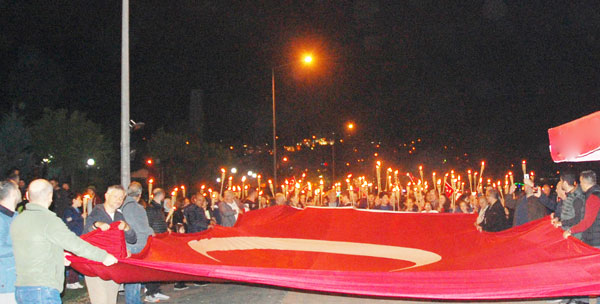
[548,111,600,162]
[69,206,600,300]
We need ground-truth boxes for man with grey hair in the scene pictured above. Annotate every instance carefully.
[120,181,160,304]
[565,171,600,247]
[10,179,117,304]
[0,181,20,304]
[218,190,243,227]
[83,185,135,304]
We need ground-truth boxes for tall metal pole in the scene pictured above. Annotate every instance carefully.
[120,0,131,187]
[272,68,277,189]
[331,133,335,183]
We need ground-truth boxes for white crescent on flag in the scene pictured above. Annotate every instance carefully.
[188,237,442,271]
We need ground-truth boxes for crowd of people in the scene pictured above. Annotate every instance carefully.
[0,167,599,304]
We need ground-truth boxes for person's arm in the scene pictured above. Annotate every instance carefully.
[570,195,600,234]
[83,207,103,234]
[0,218,13,257]
[62,208,77,231]
[115,213,137,244]
[45,216,109,263]
[536,193,557,211]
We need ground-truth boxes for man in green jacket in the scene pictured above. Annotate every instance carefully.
[10,179,118,304]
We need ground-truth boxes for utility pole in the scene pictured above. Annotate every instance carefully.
[120,0,131,187]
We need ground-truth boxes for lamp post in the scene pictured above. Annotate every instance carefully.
[271,53,314,188]
[120,0,131,188]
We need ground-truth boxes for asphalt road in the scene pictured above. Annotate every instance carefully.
[102,282,556,304]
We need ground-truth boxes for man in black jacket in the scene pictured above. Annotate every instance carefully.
[144,188,170,302]
[477,189,510,232]
[184,195,212,233]
[146,189,168,235]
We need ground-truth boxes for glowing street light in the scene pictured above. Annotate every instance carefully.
[347,122,354,130]
[87,158,96,166]
[231,168,238,174]
[302,54,313,64]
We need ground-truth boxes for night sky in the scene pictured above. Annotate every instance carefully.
[1,1,600,172]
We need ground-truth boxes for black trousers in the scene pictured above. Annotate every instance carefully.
[145,282,161,295]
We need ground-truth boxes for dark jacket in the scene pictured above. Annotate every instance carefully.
[527,196,548,222]
[243,199,259,211]
[505,194,527,227]
[83,204,137,244]
[146,200,168,234]
[51,188,70,219]
[184,204,212,233]
[506,194,546,226]
[559,186,586,231]
[581,185,600,246]
[62,206,84,236]
[170,207,186,232]
[481,200,510,232]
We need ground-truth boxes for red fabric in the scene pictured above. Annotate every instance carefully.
[571,194,600,234]
[70,206,600,300]
[548,111,600,162]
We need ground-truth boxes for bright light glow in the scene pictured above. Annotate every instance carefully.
[347,123,354,130]
[252,173,258,178]
[247,171,253,176]
[231,168,237,174]
[216,178,222,183]
[302,54,313,64]
[87,158,95,166]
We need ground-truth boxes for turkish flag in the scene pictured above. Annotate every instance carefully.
[549,111,600,162]
[69,206,600,300]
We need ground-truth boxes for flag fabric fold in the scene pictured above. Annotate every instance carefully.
[70,206,600,300]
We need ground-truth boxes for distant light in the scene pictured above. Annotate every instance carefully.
[87,158,95,166]
[216,178,222,183]
[231,168,237,174]
[347,123,354,130]
[146,159,153,165]
[247,171,253,176]
[282,156,289,162]
[252,173,257,178]
[303,54,313,64]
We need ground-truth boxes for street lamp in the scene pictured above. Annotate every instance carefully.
[272,53,315,188]
[86,158,95,185]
